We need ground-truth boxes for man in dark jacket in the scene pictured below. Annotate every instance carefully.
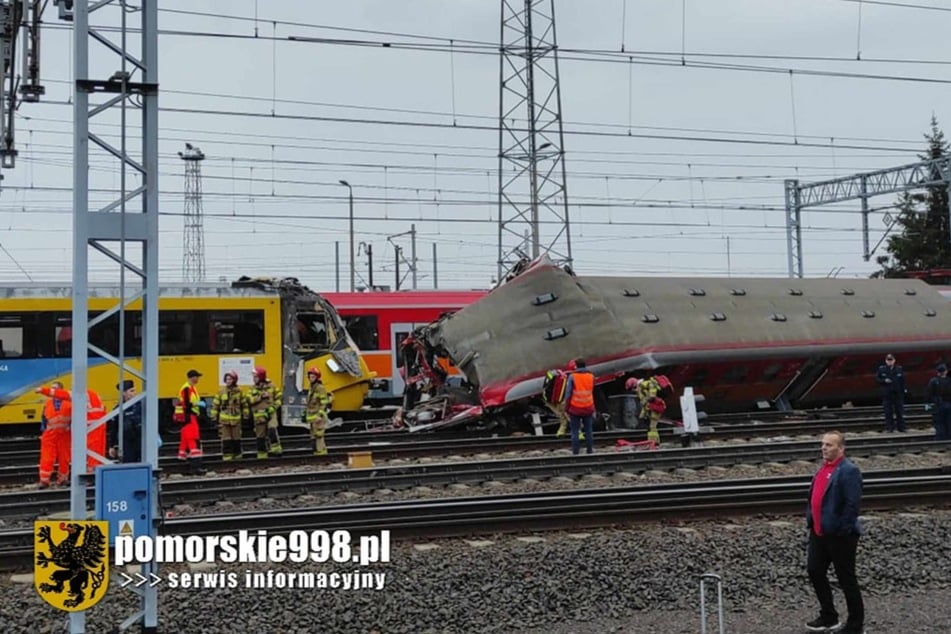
[108,380,143,463]
[875,353,905,432]
[804,431,864,634]
[925,363,951,441]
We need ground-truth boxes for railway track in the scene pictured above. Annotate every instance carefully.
[2,435,948,520]
[0,416,936,487]
[1,466,948,571]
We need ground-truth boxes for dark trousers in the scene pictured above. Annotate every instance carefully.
[934,402,951,440]
[807,532,864,628]
[568,414,594,455]
[881,392,905,431]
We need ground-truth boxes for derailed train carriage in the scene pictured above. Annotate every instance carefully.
[396,258,951,432]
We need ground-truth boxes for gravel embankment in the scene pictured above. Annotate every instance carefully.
[4,509,950,633]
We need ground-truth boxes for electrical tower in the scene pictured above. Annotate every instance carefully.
[180,143,206,282]
[497,0,572,282]
[58,0,162,631]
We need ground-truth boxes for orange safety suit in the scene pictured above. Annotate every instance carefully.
[39,387,108,474]
[175,381,203,459]
[38,390,72,485]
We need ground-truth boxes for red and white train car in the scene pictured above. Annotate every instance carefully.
[322,290,487,402]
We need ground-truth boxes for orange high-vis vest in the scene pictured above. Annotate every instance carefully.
[39,388,73,430]
[568,371,595,413]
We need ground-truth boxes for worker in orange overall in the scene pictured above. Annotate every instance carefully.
[36,381,71,488]
[35,384,108,476]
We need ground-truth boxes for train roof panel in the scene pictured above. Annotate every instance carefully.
[322,290,488,310]
[0,278,318,300]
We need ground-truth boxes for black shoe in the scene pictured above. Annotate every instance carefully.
[806,616,841,632]
[832,625,865,634]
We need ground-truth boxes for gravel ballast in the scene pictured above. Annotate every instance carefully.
[4,508,950,633]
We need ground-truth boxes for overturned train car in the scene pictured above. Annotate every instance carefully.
[398,259,951,431]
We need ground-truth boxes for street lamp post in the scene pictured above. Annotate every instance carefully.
[339,180,354,292]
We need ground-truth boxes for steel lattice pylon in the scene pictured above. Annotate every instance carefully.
[497,0,572,282]
[784,157,951,278]
[180,143,206,282]
[60,0,161,631]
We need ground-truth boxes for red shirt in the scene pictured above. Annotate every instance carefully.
[810,455,844,536]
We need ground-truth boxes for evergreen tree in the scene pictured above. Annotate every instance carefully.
[875,115,951,277]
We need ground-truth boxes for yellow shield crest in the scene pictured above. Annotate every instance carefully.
[34,520,109,611]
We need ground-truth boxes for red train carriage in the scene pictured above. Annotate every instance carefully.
[322,290,487,402]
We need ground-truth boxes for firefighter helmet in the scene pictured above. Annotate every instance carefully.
[625,377,639,392]
[307,366,321,380]
[656,375,672,390]
[223,371,238,384]
[566,359,577,371]
[252,367,267,382]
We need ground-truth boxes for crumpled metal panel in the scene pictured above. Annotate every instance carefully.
[417,258,951,407]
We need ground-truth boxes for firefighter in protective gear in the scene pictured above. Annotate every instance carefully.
[36,382,71,487]
[36,384,107,475]
[636,375,673,445]
[304,367,333,456]
[174,369,206,474]
[248,366,283,458]
[211,371,249,461]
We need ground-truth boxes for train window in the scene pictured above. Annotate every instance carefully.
[295,313,329,348]
[0,315,27,358]
[721,365,749,384]
[761,363,784,381]
[343,315,379,351]
[159,311,198,356]
[53,313,124,358]
[208,311,265,354]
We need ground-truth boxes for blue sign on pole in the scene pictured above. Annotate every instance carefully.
[94,463,153,547]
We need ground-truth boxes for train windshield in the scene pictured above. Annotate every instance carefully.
[294,312,333,350]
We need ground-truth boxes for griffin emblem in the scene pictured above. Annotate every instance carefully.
[34,520,109,611]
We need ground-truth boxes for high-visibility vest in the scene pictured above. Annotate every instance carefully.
[212,387,248,424]
[173,382,199,423]
[567,371,595,414]
[40,389,72,431]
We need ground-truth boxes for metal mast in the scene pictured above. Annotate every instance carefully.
[497,0,572,282]
[59,0,161,631]
[180,143,206,282]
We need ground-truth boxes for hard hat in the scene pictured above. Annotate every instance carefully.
[307,366,321,380]
[656,375,672,390]
[253,367,267,381]
[625,377,639,391]
[223,371,238,383]
[566,359,577,371]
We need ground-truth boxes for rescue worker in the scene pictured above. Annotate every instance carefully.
[210,371,249,461]
[622,377,641,430]
[553,360,574,438]
[35,384,107,474]
[563,358,596,455]
[108,380,143,463]
[36,381,71,488]
[637,375,673,445]
[248,366,283,458]
[304,367,333,456]
[174,369,206,474]
[925,363,951,441]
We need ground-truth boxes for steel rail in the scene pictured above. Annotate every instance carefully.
[1,469,948,570]
[2,436,948,520]
[0,415,937,488]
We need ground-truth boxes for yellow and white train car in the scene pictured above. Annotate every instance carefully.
[0,277,373,429]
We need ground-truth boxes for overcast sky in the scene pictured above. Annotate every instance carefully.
[1,0,950,289]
